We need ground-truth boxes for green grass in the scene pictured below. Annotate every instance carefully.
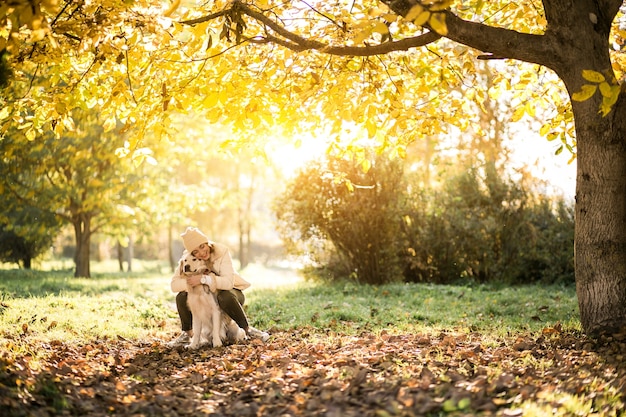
[0,267,175,352]
[248,280,580,337]
[0,263,580,360]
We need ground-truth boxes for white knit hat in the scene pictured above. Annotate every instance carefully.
[181,227,209,252]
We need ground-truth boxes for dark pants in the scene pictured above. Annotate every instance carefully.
[176,289,249,332]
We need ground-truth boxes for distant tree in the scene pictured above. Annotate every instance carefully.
[0,108,155,277]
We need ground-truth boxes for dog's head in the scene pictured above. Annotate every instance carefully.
[181,253,209,275]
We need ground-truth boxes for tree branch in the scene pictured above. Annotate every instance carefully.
[180,1,441,57]
[247,31,441,56]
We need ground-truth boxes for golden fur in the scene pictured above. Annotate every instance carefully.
[182,254,246,349]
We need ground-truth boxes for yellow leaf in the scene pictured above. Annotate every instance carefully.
[372,22,389,35]
[115,147,129,158]
[413,10,431,27]
[430,0,453,12]
[203,92,219,108]
[600,92,619,116]
[525,101,535,117]
[381,13,398,23]
[539,123,551,136]
[571,84,597,102]
[55,102,67,115]
[429,13,448,35]
[366,119,377,138]
[103,116,117,132]
[25,128,36,141]
[29,28,47,42]
[132,155,145,167]
[353,28,372,44]
[511,106,525,122]
[192,21,209,37]
[599,82,612,97]
[164,0,180,17]
[582,69,605,83]
[405,4,425,21]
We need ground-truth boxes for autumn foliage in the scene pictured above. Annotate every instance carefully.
[1,329,625,416]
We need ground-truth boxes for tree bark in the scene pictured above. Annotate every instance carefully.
[538,1,626,336]
[117,241,124,272]
[73,215,91,278]
[127,235,133,272]
[571,97,626,335]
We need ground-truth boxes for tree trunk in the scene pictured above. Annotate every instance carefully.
[117,241,124,272]
[168,223,175,272]
[127,235,133,272]
[573,99,626,336]
[73,215,91,278]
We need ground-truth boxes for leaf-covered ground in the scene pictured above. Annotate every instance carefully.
[1,327,625,416]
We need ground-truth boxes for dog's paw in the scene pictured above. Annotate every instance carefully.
[212,339,223,348]
[236,328,247,342]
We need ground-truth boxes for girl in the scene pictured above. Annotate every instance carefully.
[167,227,269,347]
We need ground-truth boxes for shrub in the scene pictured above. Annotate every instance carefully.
[401,166,574,284]
[274,151,406,285]
[276,153,574,286]
[0,205,61,268]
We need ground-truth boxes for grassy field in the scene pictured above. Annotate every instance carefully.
[0,262,579,359]
[0,265,579,364]
[6,263,625,417]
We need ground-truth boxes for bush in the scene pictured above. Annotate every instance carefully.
[276,153,574,286]
[274,151,406,285]
[0,205,61,268]
[401,166,574,284]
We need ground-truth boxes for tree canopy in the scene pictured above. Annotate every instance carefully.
[2,0,572,158]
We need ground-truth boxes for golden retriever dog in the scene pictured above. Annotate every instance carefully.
[181,254,246,349]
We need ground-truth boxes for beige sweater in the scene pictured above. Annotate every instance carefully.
[170,242,251,293]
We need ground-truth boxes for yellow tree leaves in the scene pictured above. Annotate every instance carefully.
[0,0,602,164]
[0,0,59,52]
[572,69,620,116]
[405,1,452,35]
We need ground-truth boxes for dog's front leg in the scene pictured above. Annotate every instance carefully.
[211,294,223,348]
[188,303,203,350]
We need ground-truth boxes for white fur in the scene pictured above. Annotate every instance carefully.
[182,254,246,349]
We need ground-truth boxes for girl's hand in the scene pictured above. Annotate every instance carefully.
[186,274,203,287]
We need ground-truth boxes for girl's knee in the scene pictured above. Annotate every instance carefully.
[216,290,233,304]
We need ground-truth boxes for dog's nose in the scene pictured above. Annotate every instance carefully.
[184,265,191,272]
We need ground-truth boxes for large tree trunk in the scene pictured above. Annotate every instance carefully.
[573,99,626,336]
[73,215,91,278]
[544,0,626,336]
